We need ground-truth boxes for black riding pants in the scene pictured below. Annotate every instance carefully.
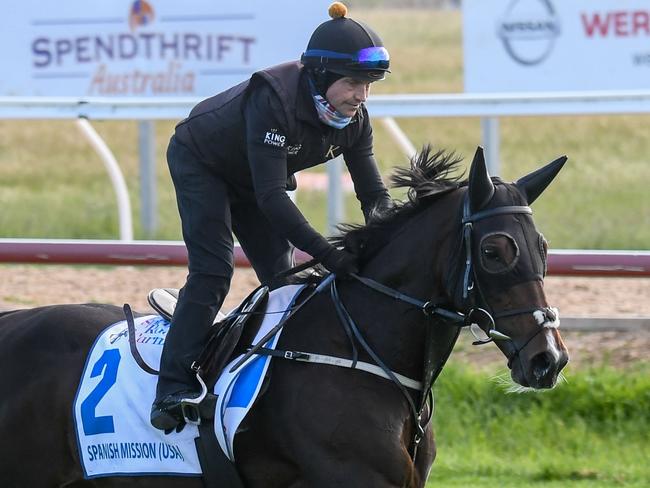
[156,137,294,398]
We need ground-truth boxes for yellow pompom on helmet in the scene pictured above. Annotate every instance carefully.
[301,2,390,83]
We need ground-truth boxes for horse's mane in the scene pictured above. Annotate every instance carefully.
[290,146,465,283]
[390,145,465,203]
[332,144,464,252]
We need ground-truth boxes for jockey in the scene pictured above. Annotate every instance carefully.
[151,2,392,430]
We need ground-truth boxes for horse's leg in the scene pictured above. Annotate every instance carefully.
[237,360,426,487]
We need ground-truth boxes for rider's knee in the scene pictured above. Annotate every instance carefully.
[183,273,232,305]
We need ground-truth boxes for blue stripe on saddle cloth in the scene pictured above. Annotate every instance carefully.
[72,284,306,478]
[213,284,307,461]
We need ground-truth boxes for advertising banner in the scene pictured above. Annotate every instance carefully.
[0,0,329,97]
[463,0,650,92]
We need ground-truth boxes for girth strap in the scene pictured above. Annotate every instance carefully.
[195,420,245,488]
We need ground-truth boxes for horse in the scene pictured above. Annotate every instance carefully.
[0,146,569,487]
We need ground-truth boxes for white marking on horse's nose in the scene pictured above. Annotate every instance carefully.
[533,307,560,328]
[543,328,561,365]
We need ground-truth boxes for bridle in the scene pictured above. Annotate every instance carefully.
[342,192,561,456]
[458,194,560,363]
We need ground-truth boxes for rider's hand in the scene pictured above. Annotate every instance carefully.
[319,247,359,278]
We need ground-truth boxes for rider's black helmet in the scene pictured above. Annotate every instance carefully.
[301,2,390,83]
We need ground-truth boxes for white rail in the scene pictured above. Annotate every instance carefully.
[3,91,650,239]
[75,118,133,241]
[3,90,650,119]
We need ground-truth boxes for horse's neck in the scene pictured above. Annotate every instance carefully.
[363,196,459,302]
[340,194,461,377]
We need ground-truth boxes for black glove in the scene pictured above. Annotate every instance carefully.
[319,247,359,277]
[364,195,394,223]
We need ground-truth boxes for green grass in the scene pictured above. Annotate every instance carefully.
[424,362,650,487]
[0,9,648,248]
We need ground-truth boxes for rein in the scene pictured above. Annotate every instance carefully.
[344,274,461,454]
[350,274,465,324]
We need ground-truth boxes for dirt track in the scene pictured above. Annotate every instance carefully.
[1,265,648,369]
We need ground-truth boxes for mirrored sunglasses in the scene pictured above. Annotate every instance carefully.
[354,46,390,69]
[304,46,390,70]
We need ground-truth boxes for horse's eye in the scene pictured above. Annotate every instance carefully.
[483,248,501,261]
[479,233,519,273]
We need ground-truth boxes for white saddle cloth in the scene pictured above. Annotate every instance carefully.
[73,284,306,478]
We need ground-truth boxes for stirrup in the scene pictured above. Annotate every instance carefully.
[180,372,209,426]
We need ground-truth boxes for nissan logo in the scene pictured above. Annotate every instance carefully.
[498,0,561,66]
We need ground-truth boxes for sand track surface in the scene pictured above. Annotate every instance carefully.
[1,265,648,369]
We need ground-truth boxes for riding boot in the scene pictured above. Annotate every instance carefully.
[151,274,230,430]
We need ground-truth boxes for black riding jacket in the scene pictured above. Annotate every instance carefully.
[174,61,390,260]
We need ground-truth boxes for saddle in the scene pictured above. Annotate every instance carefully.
[147,286,270,387]
[146,286,269,488]
[147,288,226,324]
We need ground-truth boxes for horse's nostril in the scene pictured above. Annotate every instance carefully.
[531,351,553,382]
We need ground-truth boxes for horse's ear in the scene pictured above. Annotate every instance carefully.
[515,155,567,204]
[468,146,494,212]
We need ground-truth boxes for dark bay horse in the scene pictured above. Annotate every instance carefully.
[0,147,569,487]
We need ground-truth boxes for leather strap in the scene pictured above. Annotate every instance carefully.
[124,304,158,376]
[195,420,245,488]
[256,347,422,391]
[462,205,532,224]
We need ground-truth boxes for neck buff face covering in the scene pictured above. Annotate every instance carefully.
[308,78,353,129]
